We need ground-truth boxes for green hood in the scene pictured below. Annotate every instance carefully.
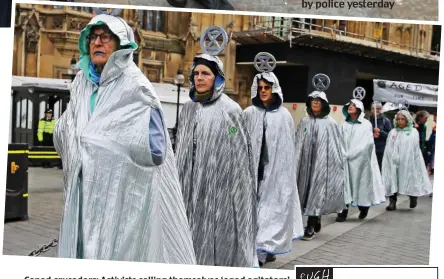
[77,14,138,81]
[394,110,414,132]
[342,99,365,123]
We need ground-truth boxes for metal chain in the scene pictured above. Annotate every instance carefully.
[28,238,58,257]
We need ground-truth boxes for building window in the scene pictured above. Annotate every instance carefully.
[70,5,80,11]
[138,10,165,32]
[52,5,64,9]
[382,23,389,43]
[395,28,402,45]
[39,101,46,120]
[16,98,32,129]
[338,20,346,31]
[82,7,92,13]
[431,25,440,55]
[402,29,411,49]
[419,30,424,51]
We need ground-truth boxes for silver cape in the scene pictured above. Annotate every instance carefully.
[295,91,345,216]
[382,110,433,196]
[175,54,257,267]
[244,72,304,254]
[341,99,386,207]
[54,14,196,264]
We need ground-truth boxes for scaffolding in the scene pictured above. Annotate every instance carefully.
[247,17,440,61]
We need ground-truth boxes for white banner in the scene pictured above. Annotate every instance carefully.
[373,79,438,107]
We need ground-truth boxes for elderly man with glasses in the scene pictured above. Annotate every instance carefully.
[369,101,392,170]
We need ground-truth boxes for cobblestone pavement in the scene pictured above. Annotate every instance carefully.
[3,168,63,257]
[2,168,433,266]
[71,0,438,21]
[275,195,432,268]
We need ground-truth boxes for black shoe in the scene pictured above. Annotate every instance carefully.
[409,196,418,209]
[301,227,314,241]
[314,218,321,233]
[167,0,188,7]
[336,209,348,222]
[259,261,263,267]
[386,196,397,211]
[336,214,346,222]
[266,254,276,263]
[358,207,369,219]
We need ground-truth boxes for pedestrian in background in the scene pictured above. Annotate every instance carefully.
[415,110,430,165]
[427,114,436,197]
[37,109,56,147]
[369,101,392,170]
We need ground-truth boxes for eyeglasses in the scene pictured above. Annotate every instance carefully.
[311,100,321,104]
[88,33,113,44]
[258,85,271,91]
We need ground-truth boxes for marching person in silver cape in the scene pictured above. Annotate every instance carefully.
[336,99,386,222]
[294,82,345,241]
[53,14,196,263]
[382,110,433,211]
[243,58,304,266]
[175,27,257,267]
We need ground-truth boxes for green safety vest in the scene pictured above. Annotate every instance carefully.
[37,118,56,142]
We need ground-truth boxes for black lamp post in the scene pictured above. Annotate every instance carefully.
[173,68,185,152]
[68,54,78,81]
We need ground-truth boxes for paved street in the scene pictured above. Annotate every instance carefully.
[72,0,438,21]
[2,168,432,266]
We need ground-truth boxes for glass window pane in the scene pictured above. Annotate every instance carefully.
[27,99,33,129]
[148,11,154,31]
[20,99,27,128]
[15,100,20,128]
[156,11,163,32]
[40,101,46,120]
[138,10,145,29]
[54,100,60,119]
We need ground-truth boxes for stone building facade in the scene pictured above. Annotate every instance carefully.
[13,4,439,110]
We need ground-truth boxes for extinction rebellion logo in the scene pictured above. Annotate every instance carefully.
[229,126,238,135]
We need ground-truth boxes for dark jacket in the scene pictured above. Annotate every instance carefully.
[416,124,427,153]
[370,114,392,155]
[427,127,436,168]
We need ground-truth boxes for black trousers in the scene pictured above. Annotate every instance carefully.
[376,152,383,171]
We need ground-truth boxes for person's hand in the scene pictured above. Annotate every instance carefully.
[414,123,419,128]
[374,128,380,138]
